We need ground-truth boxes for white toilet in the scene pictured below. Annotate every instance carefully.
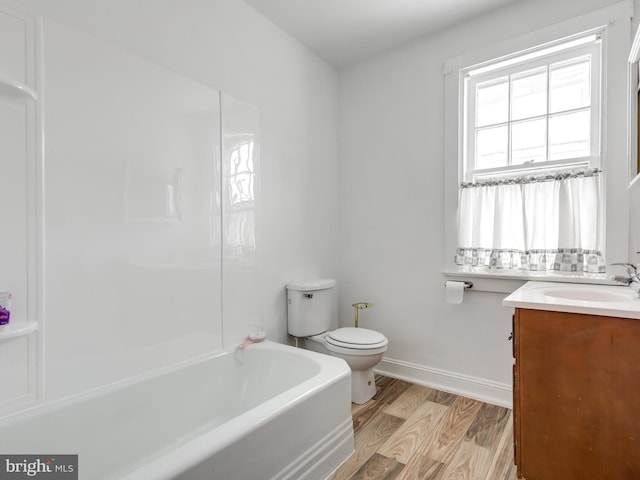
[286,279,388,404]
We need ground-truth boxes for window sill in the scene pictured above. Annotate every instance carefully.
[443,267,618,294]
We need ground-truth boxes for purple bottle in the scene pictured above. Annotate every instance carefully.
[0,292,12,325]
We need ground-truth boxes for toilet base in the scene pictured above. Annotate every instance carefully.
[351,368,377,404]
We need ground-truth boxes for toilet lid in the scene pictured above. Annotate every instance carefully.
[326,327,388,349]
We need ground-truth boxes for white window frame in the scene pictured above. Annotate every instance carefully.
[442,1,632,288]
[462,31,603,183]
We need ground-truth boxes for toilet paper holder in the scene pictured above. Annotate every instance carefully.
[443,281,473,289]
[352,302,373,328]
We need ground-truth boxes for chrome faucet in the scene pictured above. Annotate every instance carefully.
[610,263,640,295]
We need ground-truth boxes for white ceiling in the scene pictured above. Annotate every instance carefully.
[243,0,522,68]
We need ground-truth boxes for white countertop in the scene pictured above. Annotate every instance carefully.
[503,281,640,319]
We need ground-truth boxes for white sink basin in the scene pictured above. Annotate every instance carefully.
[504,281,640,319]
[536,285,638,303]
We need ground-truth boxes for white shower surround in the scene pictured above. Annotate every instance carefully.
[0,0,339,406]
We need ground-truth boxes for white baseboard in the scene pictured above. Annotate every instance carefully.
[375,357,513,408]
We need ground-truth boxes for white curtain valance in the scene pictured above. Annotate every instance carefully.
[455,169,604,273]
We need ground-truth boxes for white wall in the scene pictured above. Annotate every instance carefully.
[6,0,338,401]
[338,0,631,406]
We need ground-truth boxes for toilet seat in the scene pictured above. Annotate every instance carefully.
[312,327,388,356]
[327,327,387,349]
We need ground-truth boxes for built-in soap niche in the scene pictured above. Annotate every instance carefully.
[0,4,43,414]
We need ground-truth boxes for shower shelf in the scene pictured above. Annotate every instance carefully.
[0,77,37,100]
[0,322,38,341]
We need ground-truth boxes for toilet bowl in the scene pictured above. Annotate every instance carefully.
[286,279,389,404]
[305,327,388,404]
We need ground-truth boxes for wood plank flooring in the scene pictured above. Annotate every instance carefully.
[331,376,517,480]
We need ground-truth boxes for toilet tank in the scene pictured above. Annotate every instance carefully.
[286,279,336,337]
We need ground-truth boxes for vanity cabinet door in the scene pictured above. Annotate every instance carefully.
[514,308,640,480]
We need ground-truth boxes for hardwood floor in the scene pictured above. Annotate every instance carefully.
[331,376,517,480]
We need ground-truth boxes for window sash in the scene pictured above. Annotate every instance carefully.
[462,36,602,182]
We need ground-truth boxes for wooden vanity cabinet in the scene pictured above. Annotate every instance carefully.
[513,308,640,480]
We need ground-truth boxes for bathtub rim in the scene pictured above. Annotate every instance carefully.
[0,339,348,421]
[118,340,351,479]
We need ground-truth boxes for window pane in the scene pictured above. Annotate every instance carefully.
[549,110,590,160]
[476,77,508,127]
[511,67,547,121]
[549,58,590,113]
[511,118,547,165]
[476,125,508,169]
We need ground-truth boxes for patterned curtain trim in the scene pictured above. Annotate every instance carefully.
[460,168,601,189]
[454,247,606,274]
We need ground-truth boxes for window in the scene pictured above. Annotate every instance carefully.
[454,30,606,274]
[463,32,602,182]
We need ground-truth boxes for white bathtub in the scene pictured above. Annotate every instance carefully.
[0,341,354,479]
